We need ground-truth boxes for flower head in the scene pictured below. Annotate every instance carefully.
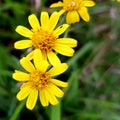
[13,49,68,110]
[15,11,77,66]
[50,0,95,24]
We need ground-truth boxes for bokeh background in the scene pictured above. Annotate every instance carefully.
[0,0,120,120]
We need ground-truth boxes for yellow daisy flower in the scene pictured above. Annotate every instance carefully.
[15,11,77,66]
[13,49,68,110]
[50,0,95,24]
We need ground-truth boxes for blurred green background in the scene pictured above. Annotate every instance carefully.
[0,0,120,120]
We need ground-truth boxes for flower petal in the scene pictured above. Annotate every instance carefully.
[78,7,90,22]
[48,12,60,31]
[50,79,68,87]
[26,89,38,110]
[14,40,32,49]
[39,61,49,72]
[15,25,33,38]
[54,44,75,56]
[42,51,47,61]
[13,70,29,81]
[83,1,95,7]
[20,82,31,89]
[33,49,49,72]
[28,14,40,30]
[20,57,35,72]
[50,1,63,8]
[47,63,68,77]
[47,83,64,97]
[66,11,80,24]
[58,9,66,16]
[39,89,49,107]
[44,88,58,105]
[47,51,61,66]
[26,50,34,60]
[56,38,77,47]
[53,24,69,37]
[33,49,43,65]
[16,86,32,101]
[40,12,49,30]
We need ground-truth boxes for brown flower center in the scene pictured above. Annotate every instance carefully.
[29,70,50,89]
[63,0,81,11]
[31,29,57,52]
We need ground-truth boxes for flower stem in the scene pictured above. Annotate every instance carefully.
[50,100,61,120]
[9,100,26,120]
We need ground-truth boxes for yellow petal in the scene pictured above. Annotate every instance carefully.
[40,12,49,30]
[54,44,75,56]
[26,50,34,60]
[47,63,68,77]
[15,25,33,38]
[26,89,38,110]
[58,9,66,16]
[28,14,40,30]
[42,51,47,61]
[14,40,32,49]
[63,0,69,2]
[13,70,29,81]
[50,79,68,87]
[44,89,58,105]
[56,38,77,47]
[33,49,43,65]
[17,86,32,100]
[39,89,49,107]
[83,1,95,7]
[47,51,61,66]
[20,82,31,89]
[20,57,35,72]
[66,11,80,24]
[53,24,69,37]
[48,12,60,31]
[34,49,49,72]
[50,1,63,8]
[47,83,64,97]
[39,61,49,72]
[78,7,90,22]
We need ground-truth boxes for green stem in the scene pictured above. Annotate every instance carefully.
[50,100,61,120]
[9,100,26,120]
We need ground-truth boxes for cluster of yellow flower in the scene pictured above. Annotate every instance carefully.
[112,0,120,2]
[117,0,120,2]
[12,0,95,110]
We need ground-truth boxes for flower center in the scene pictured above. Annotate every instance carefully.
[70,1,76,7]
[29,70,50,89]
[31,29,57,52]
[63,0,81,11]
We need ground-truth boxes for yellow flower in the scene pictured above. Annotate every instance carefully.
[50,0,95,24]
[117,0,120,2]
[13,49,68,110]
[15,11,77,66]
